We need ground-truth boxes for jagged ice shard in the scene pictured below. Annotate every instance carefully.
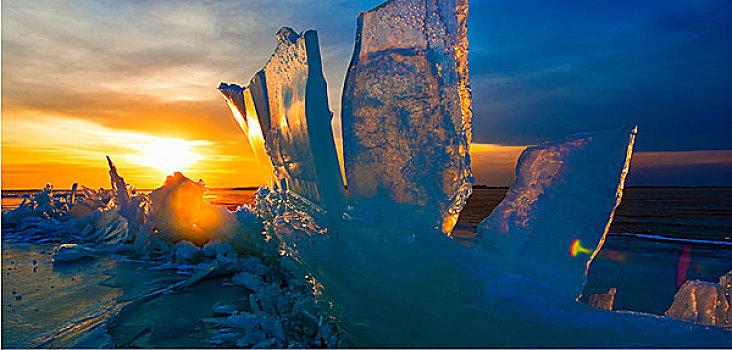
[341,0,473,234]
[220,28,346,220]
[476,128,637,298]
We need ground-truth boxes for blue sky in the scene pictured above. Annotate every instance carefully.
[2,0,731,187]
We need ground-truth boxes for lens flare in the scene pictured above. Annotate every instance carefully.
[569,238,593,257]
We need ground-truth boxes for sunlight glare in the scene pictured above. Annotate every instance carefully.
[125,137,205,175]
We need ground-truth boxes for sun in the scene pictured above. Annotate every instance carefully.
[124,137,205,176]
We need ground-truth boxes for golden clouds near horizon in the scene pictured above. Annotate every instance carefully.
[1,114,266,189]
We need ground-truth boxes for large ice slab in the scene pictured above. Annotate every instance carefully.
[220,28,346,221]
[476,128,637,298]
[341,0,473,235]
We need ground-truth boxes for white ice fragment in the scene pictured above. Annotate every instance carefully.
[174,240,203,265]
[475,127,636,298]
[341,0,473,235]
[53,244,96,263]
[234,205,264,234]
[232,271,266,292]
[212,303,238,316]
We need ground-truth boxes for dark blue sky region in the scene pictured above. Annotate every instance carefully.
[468,0,732,151]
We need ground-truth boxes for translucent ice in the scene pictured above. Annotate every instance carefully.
[476,128,637,298]
[341,0,473,235]
[666,270,731,327]
[256,191,731,347]
[147,172,238,245]
[220,28,346,221]
[218,83,275,183]
[588,287,617,311]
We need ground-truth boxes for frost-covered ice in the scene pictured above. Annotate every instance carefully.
[219,27,346,221]
[476,128,636,298]
[341,0,473,235]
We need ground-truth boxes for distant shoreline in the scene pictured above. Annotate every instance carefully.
[3,185,732,193]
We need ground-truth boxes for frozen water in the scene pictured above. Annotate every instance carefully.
[666,270,731,327]
[220,27,346,221]
[475,128,637,298]
[341,0,473,235]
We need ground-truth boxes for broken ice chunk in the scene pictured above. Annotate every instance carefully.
[588,287,617,311]
[475,127,636,298]
[341,0,473,235]
[220,27,346,221]
[147,172,238,245]
[666,270,731,327]
[53,244,96,263]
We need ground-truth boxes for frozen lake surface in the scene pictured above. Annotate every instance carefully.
[2,187,731,347]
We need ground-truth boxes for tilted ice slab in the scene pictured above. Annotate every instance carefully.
[219,83,275,184]
[341,0,473,234]
[220,28,346,220]
[475,128,637,298]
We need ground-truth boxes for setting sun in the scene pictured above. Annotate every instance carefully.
[124,137,206,176]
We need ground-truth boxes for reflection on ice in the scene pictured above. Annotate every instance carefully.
[219,27,346,221]
[341,0,473,235]
[476,128,637,298]
[666,270,731,327]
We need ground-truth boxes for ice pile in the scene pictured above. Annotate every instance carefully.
[476,128,636,298]
[251,126,730,347]
[2,159,346,348]
[2,157,260,255]
[341,0,473,235]
[216,0,731,346]
[219,27,346,222]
